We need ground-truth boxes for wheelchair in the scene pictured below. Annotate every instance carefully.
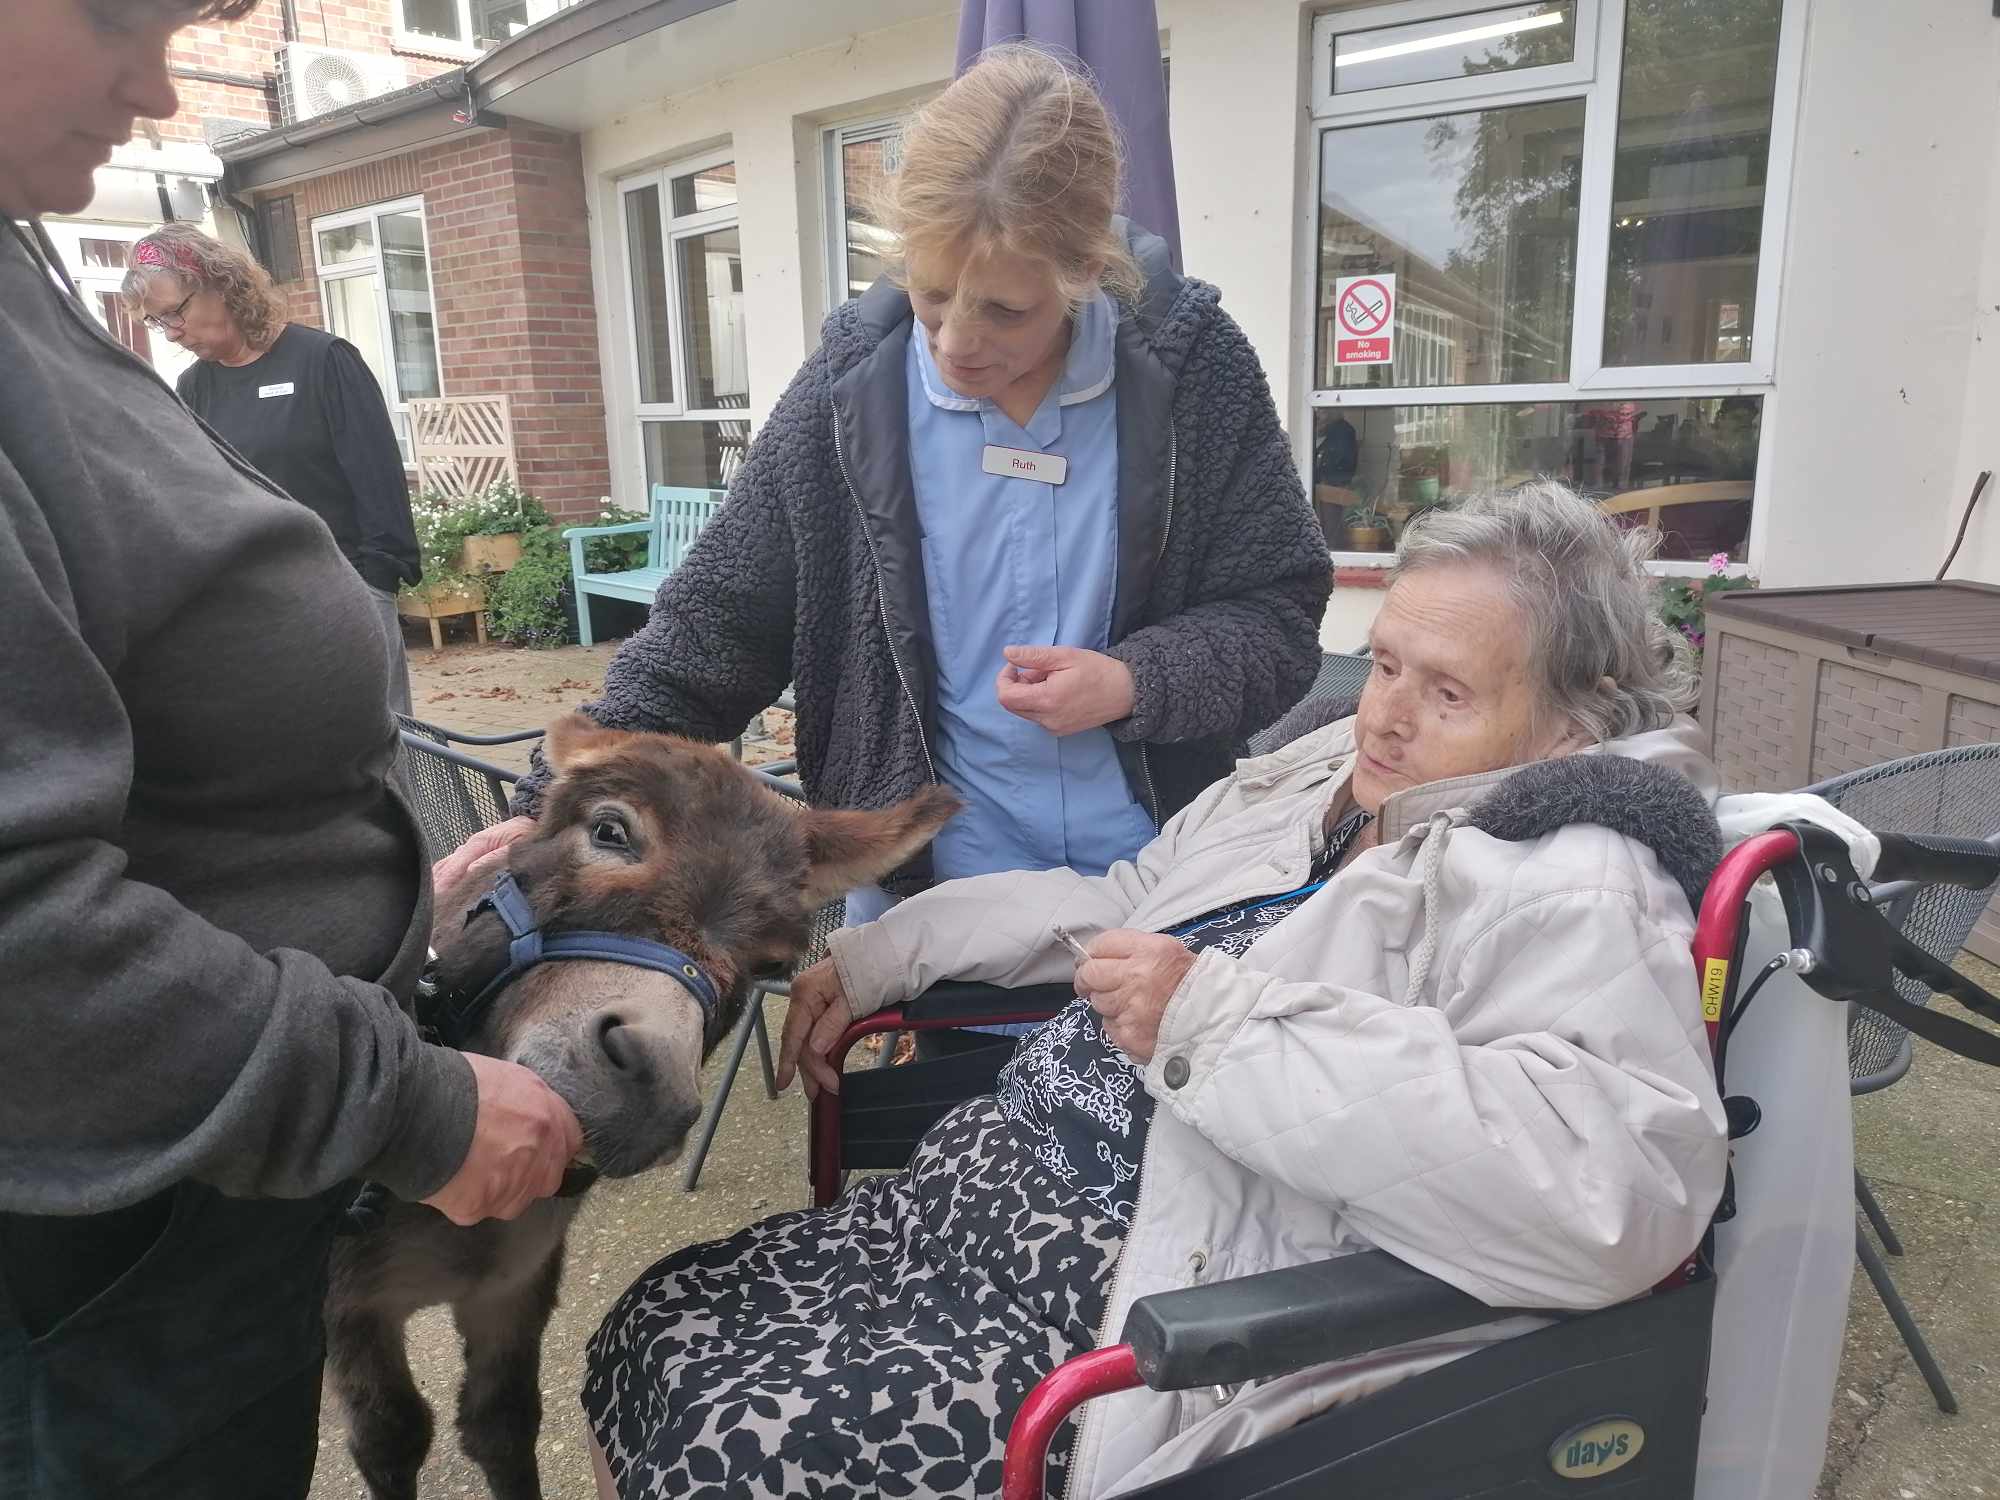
[806,823,2000,1500]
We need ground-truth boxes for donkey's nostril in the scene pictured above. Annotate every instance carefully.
[594,1013,646,1076]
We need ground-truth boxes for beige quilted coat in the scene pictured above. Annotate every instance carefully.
[826,716,1730,1498]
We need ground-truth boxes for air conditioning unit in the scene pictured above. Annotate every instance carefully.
[276,44,408,125]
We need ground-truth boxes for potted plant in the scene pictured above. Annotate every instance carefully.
[1343,504,1393,552]
[1657,552,1757,684]
[451,479,546,576]
[1399,447,1443,506]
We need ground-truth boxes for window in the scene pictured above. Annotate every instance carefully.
[395,0,573,56]
[619,151,752,494]
[310,199,443,456]
[1304,0,1801,565]
[824,119,901,307]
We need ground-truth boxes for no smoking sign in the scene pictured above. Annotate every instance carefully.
[1333,273,1396,367]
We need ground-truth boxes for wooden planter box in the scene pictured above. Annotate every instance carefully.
[1700,582,2000,963]
[458,532,523,575]
[397,581,489,649]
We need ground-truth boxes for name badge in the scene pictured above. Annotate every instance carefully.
[258,382,295,399]
[981,444,1067,485]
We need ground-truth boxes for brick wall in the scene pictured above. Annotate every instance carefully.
[162,0,463,147]
[258,123,612,520]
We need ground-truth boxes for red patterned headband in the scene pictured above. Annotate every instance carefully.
[131,239,199,273]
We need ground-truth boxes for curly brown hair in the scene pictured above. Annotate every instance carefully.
[121,223,289,352]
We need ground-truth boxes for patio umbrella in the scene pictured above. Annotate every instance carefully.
[955,0,1181,273]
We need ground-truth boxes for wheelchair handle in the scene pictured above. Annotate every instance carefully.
[1868,832,2000,895]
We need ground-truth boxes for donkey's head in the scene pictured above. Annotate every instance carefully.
[431,714,958,1179]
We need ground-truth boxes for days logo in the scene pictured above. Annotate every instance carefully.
[1548,1418,1645,1479]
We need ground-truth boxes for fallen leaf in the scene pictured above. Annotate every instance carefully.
[426,692,457,703]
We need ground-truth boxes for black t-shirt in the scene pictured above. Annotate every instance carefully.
[176,324,420,593]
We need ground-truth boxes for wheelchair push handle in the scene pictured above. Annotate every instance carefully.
[1869,831,2000,894]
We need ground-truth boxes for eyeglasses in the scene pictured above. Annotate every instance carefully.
[142,288,198,333]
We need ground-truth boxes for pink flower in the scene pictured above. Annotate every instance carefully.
[1708,552,1731,577]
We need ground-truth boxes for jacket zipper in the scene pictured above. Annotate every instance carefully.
[1062,1121,1163,1500]
[1132,424,1176,826]
[831,411,936,783]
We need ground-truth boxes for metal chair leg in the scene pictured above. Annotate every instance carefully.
[682,985,770,1192]
[753,1000,778,1099]
[1856,1227,1959,1415]
[1856,1170,1905,1255]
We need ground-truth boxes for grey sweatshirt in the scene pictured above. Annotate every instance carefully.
[0,224,474,1213]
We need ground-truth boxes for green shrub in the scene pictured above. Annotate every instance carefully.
[486,527,573,649]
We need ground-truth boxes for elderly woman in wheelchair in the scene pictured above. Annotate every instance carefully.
[581,483,1732,1500]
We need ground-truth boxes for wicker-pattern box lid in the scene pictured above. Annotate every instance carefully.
[1708,582,2000,685]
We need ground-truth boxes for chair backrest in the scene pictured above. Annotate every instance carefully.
[395,714,520,859]
[1807,744,2000,1090]
[649,485,728,573]
[1246,650,1374,756]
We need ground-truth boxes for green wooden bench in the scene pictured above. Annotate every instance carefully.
[564,484,726,646]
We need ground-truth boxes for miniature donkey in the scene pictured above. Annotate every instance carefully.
[326,714,957,1500]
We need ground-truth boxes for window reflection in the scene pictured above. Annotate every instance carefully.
[1311,396,1759,561]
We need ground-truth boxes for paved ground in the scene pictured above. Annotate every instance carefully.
[313,634,2000,1497]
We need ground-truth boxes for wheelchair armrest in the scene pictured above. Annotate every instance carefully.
[1121,1250,1521,1391]
[901,980,1074,1028]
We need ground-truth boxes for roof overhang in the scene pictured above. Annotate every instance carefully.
[218,0,950,194]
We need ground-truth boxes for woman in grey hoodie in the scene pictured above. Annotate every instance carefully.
[0,4,578,1494]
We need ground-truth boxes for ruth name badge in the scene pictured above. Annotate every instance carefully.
[258,381,295,399]
[981,444,1067,485]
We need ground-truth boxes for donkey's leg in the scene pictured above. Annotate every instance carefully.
[326,1307,434,1500]
[453,1243,564,1500]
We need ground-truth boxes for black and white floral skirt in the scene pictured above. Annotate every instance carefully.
[583,1096,1125,1499]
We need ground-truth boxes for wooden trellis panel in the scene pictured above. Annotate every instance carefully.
[410,395,518,500]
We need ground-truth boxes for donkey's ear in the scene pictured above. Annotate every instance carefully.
[799,785,961,910]
[542,712,629,775]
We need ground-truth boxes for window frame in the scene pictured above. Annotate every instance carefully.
[821,116,902,316]
[309,195,445,453]
[392,0,479,59]
[1298,0,1808,570]
[615,147,750,498]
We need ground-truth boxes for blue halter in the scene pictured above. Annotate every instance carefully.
[432,871,724,1051]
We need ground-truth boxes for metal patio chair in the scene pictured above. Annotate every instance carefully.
[1808,741,2000,1414]
[394,715,539,858]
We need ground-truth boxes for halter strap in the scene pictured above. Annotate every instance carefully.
[433,871,724,1050]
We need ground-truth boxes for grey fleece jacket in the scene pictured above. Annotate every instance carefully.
[0,223,475,1213]
[513,224,1331,888]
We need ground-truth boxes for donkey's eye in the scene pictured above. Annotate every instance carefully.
[591,817,630,851]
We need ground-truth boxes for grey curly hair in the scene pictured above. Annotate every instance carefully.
[1393,481,1698,744]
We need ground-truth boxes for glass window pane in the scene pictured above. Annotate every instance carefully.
[1310,397,1759,562]
[1603,0,1783,366]
[380,212,441,401]
[625,186,675,405]
[678,225,747,410]
[79,237,132,270]
[1333,3,1575,94]
[641,419,748,492]
[317,221,375,266]
[473,0,528,46]
[840,135,894,301]
[671,161,737,217]
[95,289,152,362]
[400,0,463,42]
[1315,99,1583,391]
